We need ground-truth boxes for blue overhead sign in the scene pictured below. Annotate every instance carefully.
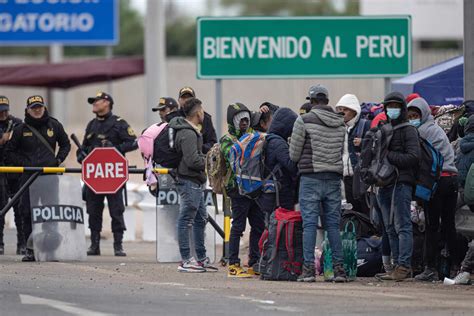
[0,0,119,45]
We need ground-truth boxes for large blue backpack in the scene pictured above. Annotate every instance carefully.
[229,132,277,199]
[415,137,444,201]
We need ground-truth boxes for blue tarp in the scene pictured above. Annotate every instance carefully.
[392,56,463,105]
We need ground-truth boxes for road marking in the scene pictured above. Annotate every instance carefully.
[20,294,112,316]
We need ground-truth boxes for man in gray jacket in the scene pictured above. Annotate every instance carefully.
[290,86,348,282]
[408,97,458,282]
[169,98,217,273]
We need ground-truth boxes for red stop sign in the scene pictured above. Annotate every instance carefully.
[82,148,129,194]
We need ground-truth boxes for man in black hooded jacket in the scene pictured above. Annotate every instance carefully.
[376,92,420,281]
[5,95,71,262]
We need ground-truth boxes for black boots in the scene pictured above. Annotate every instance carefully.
[113,232,126,257]
[21,248,35,262]
[87,231,101,256]
[16,232,26,255]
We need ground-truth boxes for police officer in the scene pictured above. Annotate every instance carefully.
[5,95,71,262]
[77,92,137,257]
[0,96,23,255]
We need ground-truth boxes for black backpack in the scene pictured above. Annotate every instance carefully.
[359,122,411,187]
[258,208,303,281]
[152,125,181,169]
[340,210,379,239]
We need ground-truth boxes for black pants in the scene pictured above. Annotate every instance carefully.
[19,174,59,249]
[229,195,265,266]
[86,186,126,234]
[0,177,24,246]
[343,176,370,216]
[423,176,458,269]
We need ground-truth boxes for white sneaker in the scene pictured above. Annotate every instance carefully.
[178,258,206,273]
[453,271,471,285]
[198,257,218,272]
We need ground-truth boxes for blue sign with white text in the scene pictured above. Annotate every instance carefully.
[0,0,119,45]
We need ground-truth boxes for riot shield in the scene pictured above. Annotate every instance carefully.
[29,174,86,261]
[156,174,216,263]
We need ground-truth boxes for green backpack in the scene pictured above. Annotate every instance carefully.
[464,164,474,204]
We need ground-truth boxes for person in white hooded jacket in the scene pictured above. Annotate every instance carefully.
[335,94,371,215]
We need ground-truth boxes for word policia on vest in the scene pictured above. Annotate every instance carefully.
[203,35,406,60]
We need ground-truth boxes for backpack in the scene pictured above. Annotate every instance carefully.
[414,138,444,201]
[359,122,411,187]
[464,164,474,204]
[229,132,276,199]
[152,125,181,169]
[356,237,383,277]
[138,123,168,186]
[206,143,229,195]
[340,210,379,239]
[259,207,303,281]
[352,119,369,200]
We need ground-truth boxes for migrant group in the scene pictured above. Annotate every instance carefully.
[142,85,474,285]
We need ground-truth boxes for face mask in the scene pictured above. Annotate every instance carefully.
[387,108,401,120]
[410,119,421,128]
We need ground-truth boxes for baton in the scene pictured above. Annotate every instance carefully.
[70,134,87,157]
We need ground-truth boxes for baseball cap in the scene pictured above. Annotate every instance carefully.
[88,92,114,105]
[152,97,179,112]
[178,86,196,98]
[0,96,10,111]
[383,92,406,106]
[26,95,45,108]
[306,84,329,100]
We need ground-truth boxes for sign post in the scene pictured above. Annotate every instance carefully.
[197,16,411,79]
[82,148,129,195]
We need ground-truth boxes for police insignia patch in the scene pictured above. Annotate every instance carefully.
[127,127,135,136]
[47,128,54,137]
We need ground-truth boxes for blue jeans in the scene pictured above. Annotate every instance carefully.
[377,183,413,268]
[299,176,343,267]
[176,179,208,261]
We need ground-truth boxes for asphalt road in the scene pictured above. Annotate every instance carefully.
[1,229,473,316]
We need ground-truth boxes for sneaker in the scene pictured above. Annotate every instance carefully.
[178,258,206,273]
[198,257,218,272]
[453,271,471,285]
[297,264,315,283]
[415,266,439,282]
[391,265,412,282]
[227,263,252,278]
[334,264,348,283]
[375,263,395,280]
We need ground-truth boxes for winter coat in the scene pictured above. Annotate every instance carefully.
[169,117,206,185]
[261,108,298,211]
[384,92,420,185]
[289,105,345,176]
[6,111,71,168]
[408,98,457,174]
[343,117,371,177]
[456,134,474,186]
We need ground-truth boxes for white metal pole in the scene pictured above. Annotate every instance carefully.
[464,0,474,100]
[49,44,66,124]
[145,0,167,127]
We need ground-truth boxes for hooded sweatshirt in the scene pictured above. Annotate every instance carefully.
[261,108,298,210]
[407,98,457,174]
[169,116,206,184]
[289,104,346,176]
[220,103,253,194]
[336,94,364,177]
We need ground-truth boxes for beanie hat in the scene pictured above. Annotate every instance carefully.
[406,93,421,104]
[335,94,361,115]
[233,111,250,130]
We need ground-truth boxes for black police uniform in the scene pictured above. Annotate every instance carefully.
[77,111,137,256]
[0,115,23,254]
[5,110,71,260]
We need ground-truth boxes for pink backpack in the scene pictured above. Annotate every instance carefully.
[138,122,168,186]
